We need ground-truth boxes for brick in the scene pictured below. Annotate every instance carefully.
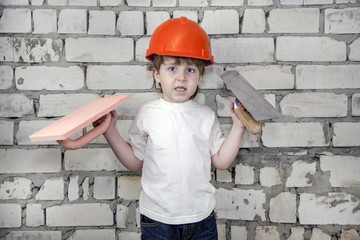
[31,0,44,6]
[255,226,280,240]
[68,175,79,201]
[276,37,346,61]
[248,0,273,5]
[218,225,226,240]
[262,122,329,147]
[58,9,87,34]
[325,8,360,34]
[320,155,360,187]
[242,9,266,33]
[15,38,62,62]
[269,192,296,223]
[0,149,61,173]
[69,0,97,6]
[93,176,116,200]
[212,38,274,63]
[0,120,13,145]
[304,0,332,3]
[117,11,144,36]
[259,166,282,187]
[0,177,32,199]
[16,66,84,90]
[231,226,247,240]
[118,176,141,200]
[280,0,301,4]
[82,177,89,200]
[0,204,21,228]
[201,10,239,34]
[146,11,170,35]
[211,0,244,6]
[88,119,132,144]
[0,37,14,61]
[288,227,305,240]
[64,148,128,171]
[311,229,331,240]
[33,9,57,34]
[87,65,153,90]
[26,203,44,227]
[200,66,224,90]
[221,123,259,148]
[117,204,129,228]
[268,8,319,33]
[0,65,13,89]
[100,0,123,6]
[114,93,161,117]
[173,11,198,22]
[119,232,141,240]
[17,120,66,145]
[89,11,116,35]
[35,177,64,200]
[136,37,150,62]
[0,8,31,33]
[280,92,348,117]
[349,38,360,61]
[286,160,316,187]
[299,193,360,225]
[38,94,98,117]
[66,38,134,62]
[127,0,150,6]
[0,0,29,5]
[0,94,33,117]
[179,0,208,6]
[333,122,360,147]
[48,0,67,5]
[353,93,360,116]
[215,188,266,220]
[230,65,294,89]
[3,231,61,240]
[153,0,176,6]
[340,229,360,240]
[235,164,254,185]
[68,229,116,240]
[296,65,360,89]
[46,203,113,226]
[216,169,232,182]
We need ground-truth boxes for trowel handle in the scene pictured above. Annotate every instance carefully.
[234,108,261,135]
[57,113,111,150]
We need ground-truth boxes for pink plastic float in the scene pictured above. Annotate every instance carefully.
[30,95,129,150]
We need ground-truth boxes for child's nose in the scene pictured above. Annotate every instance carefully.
[176,69,186,81]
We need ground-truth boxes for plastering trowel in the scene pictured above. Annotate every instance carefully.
[29,95,129,150]
[217,70,281,135]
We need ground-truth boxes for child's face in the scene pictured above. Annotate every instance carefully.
[153,56,203,103]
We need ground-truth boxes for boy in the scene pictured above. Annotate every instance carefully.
[98,17,246,239]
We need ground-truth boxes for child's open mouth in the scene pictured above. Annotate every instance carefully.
[175,86,186,92]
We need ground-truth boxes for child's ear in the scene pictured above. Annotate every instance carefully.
[153,68,161,83]
[198,73,204,85]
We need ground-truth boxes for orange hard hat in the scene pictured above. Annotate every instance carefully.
[146,17,214,66]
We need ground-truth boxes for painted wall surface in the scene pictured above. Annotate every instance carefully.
[0,0,360,239]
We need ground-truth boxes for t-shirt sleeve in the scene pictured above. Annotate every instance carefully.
[127,114,147,161]
[209,114,225,156]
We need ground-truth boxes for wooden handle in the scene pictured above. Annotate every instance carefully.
[57,113,111,150]
[234,108,261,135]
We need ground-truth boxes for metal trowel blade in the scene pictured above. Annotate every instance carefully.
[218,70,281,121]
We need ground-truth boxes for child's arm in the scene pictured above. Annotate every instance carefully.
[95,111,143,172]
[211,102,246,170]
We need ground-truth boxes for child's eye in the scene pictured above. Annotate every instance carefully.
[168,67,176,71]
[187,68,195,73]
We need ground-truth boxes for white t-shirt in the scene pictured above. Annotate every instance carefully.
[128,98,225,224]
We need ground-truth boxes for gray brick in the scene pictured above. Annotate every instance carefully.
[0,120,13,145]
[58,9,87,34]
[0,65,13,89]
[0,149,61,173]
[325,8,360,34]
[0,8,31,33]
[0,204,22,228]
[0,94,33,117]
[66,38,134,62]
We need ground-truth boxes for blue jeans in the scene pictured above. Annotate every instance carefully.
[140,211,218,240]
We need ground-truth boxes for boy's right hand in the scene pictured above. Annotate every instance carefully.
[93,110,118,134]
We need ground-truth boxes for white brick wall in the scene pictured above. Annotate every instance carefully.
[1,1,359,239]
